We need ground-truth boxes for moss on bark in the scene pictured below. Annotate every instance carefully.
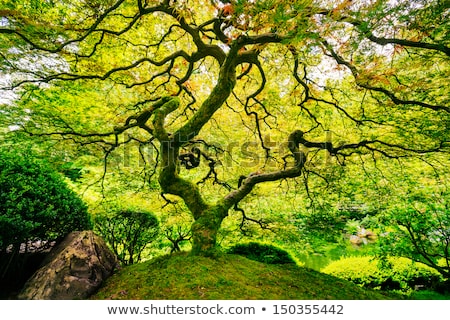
[190,206,228,256]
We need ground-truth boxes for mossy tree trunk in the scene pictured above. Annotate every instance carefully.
[148,41,309,256]
[152,49,238,256]
[190,205,228,255]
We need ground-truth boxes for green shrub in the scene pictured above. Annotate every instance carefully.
[322,256,443,291]
[228,242,296,265]
[408,289,450,300]
[0,149,91,286]
[94,210,160,265]
[0,149,91,252]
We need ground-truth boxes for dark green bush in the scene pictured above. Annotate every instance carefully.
[228,242,296,265]
[322,256,443,291]
[0,149,91,252]
[0,149,91,290]
[94,210,160,265]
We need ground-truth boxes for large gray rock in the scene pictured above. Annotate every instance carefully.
[18,231,119,300]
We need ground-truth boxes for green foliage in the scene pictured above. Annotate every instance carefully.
[322,256,443,291]
[94,209,160,265]
[227,241,296,265]
[296,208,344,243]
[59,161,84,182]
[1,0,449,259]
[344,219,361,235]
[407,289,450,300]
[0,148,91,251]
[377,196,450,278]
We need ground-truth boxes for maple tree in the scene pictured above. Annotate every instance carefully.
[0,0,449,255]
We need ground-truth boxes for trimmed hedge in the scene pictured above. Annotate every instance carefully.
[0,149,92,290]
[322,256,443,291]
[228,242,296,265]
[0,149,91,251]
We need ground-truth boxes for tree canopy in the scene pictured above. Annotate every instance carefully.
[0,0,449,256]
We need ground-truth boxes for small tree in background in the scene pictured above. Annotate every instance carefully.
[378,200,450,279]
[95,210,160,265]
[164,225,192,254]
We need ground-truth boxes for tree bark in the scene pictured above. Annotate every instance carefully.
[190,205,228,256]
[151,48,239,256]
[153,97,307,255]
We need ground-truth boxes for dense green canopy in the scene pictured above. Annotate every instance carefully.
[0,0,449,267]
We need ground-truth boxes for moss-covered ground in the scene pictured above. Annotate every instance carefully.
[92,252,399,300]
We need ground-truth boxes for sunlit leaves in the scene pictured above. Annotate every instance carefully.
[0,0,449,255]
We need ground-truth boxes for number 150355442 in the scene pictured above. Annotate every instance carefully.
[272,304,344,315]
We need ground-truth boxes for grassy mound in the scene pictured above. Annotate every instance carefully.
[92,253,396,300]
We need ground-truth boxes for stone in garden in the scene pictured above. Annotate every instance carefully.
[18,231,119,300]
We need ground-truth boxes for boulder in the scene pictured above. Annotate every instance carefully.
[18,231,119,300]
